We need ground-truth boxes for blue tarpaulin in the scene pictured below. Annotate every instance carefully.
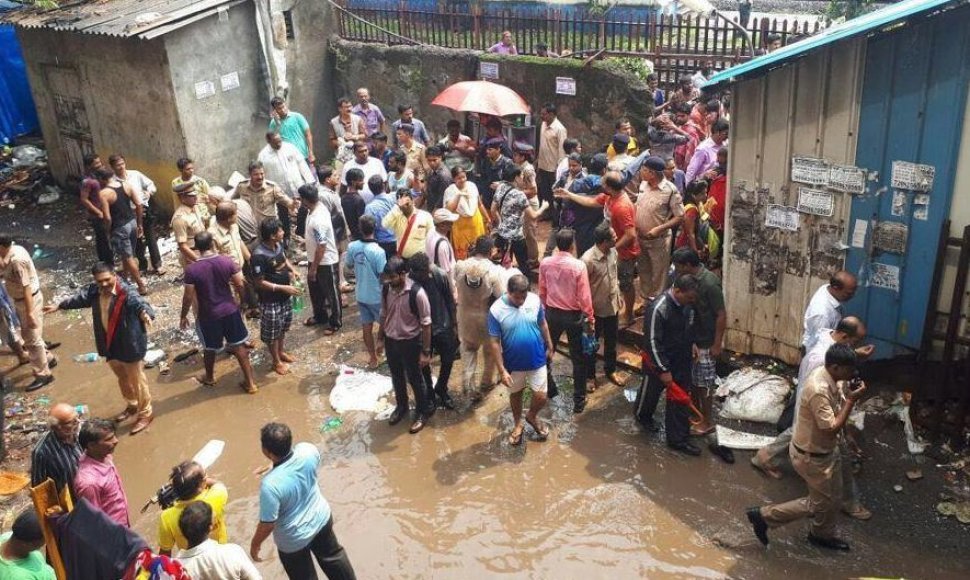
[0,0,38,143]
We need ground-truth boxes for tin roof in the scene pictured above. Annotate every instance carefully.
[705,0,968,88]
[1,0,245,39]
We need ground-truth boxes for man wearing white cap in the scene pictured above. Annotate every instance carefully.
[426,208,459,284]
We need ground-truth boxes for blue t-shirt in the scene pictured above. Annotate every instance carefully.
[344,239,387,305]
[487,292,546,372]
[258,442,331,554]
[269,112,311,158]
[364,193,397,244]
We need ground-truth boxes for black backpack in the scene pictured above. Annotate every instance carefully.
[382,279,423,318]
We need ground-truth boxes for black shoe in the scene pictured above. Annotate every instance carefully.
[26,375,55,392]
[709,443,736,464]
[746,508,769,546]
[573,400,587,414]
[668,441,702,456]
[808,533,850,551]
[45,340,61,350]
[47,357,58,370]
[436,394,456,410]
[388,407,408,426]
[637,417,661,432]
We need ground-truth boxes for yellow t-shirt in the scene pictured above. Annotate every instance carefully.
[158,483,229,552]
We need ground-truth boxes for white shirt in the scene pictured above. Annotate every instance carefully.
[305,203,339,266]
[794,330,838,418]
[118,169,156,207]
[555,156,570,184]
[177,540,261,580]
[340,156,388,188]
[802,284,843,350]
[258,142,315,198]
[691,71,708,89]
[443,182,479,218]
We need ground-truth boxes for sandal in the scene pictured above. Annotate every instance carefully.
[193,376,216,387]
[304,318,319,327]
[525,417,549,441]
[508,427,524,446]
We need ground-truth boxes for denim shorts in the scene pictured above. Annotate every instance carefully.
[358,302,381,324]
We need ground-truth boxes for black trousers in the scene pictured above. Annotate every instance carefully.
[536,169,556,222]
[422,329,457,400]
[278,516,356,580]
[634,371,691,446]
[385,335,433,416]
[546,307,588,406]
[89,217,113,265]
[278,202,292,246]
[586,314,618,376]
[497,235,530,274]
[308,263,342,329]
[135,203,161,271]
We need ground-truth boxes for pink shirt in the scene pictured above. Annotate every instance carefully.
[538,251,594,322]
[380,277,432,340]
[74,453,130,527]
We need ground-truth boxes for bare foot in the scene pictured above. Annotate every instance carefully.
[366,357,379,369]
[280,352,296,363]
[273,362,291,375]
[240,381,258,394]
[194,375,216,387]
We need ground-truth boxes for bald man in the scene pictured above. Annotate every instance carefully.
[802,271,857,352]
[30,403,82,493]
[753,316,874,519]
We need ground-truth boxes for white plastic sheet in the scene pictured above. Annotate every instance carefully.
[716,368,792,424]
[715,425,778,450]
[329,365,395,419]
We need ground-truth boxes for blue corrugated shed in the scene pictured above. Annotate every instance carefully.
[705,0,968,89]
[0,0,38,143]
[845,3,970,356]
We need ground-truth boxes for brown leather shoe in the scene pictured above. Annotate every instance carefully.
[113,406,138,424]
[129,415,154,436]
[408,416,427,434]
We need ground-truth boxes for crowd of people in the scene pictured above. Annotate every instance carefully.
[0,56,875,577]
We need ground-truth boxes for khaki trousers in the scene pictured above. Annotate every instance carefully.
[14,293,51,377]
[761,447,842,538]
[461,343,497,393]
[106,359,153,418]
[524,215,539,263]
[637,236,671,301]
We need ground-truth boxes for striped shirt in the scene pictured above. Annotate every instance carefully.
[30,431,82,492]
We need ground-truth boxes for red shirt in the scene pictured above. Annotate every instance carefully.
[708,173,726,232]
[596,193,640,260]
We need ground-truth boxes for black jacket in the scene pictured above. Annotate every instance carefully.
[642,290,695,385]
[414,266,456,337]
[58,280,154,363]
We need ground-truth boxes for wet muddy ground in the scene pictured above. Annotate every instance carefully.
[2,199,970,579]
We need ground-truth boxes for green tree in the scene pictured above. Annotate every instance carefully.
[826,0,875,21]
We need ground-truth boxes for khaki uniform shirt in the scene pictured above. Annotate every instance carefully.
[792,366,845,455]
[0,244,39,300]
[209,222,245,268]
[635,178,684,245]
[171,204,206,267]
[171,176,211,222]
[402,141,427,175]
[581,245,621,318]
[234,180,292,224]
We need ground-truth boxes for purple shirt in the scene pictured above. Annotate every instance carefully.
[80,176,102,217]
[184,255,241,321]
[74,453,130,527]
[488,42,518,55]
[351,103,385,137]
[685,138,724,184]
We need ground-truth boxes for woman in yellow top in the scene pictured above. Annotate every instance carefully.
[443,166,489,259]
[158,461,228,555]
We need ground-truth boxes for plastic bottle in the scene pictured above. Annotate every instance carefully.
[292,279,305,313]
[73,353,99,363]
[75,405,89,416]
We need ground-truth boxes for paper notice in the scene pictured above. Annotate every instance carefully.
[827,164,866,194]
[791,156,829,186]
[765,204,800,231]
[891,190,907,217]
[891,160,935,192]
[220,71,240,92]
[796,187,834,217]
[870,262,900,292]
[194,80,216,100]
[555,77,576,96]
[851,219,868,249]
[479,61,499,80]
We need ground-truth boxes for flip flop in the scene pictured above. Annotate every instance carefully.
[239,381,259,395]
[508,428,524,446]
[525,417,549,441]
[304,318,320,327]
[193,376,216,387]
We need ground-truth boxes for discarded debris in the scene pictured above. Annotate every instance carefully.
[144,349,167,367]
[893,484,904,493]
[714,425,778,451]
[320,417,344,432]
[906,469,923,481]
[716,368,792,424]
[329,366,394,417]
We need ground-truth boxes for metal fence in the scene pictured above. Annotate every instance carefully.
[335,5,824,85]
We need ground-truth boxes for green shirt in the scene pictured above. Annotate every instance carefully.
[0,533,56,580]
[693,266,725,348]
[269,112,311,158]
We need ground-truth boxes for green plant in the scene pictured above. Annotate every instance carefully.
[18,0,59,8]
[599,56,653,83]
[825,0,876,21]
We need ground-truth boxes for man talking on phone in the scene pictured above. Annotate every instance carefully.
[745,343,867,551]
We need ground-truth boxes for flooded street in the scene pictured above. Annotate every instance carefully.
[3,201,969,579]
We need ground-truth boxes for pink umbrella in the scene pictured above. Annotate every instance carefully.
[431,80,530,117]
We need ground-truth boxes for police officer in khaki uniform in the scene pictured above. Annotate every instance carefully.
[745,343,866,551]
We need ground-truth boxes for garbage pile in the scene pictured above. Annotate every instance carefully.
[0,144,60,207]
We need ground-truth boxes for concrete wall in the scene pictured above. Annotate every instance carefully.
[164,2,268,199]
[723,38,865,364]
[329,39,651,147]
[16,28,185,212]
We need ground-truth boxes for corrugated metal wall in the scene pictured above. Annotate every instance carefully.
[845,5,970,357]
[723,38,866,364]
